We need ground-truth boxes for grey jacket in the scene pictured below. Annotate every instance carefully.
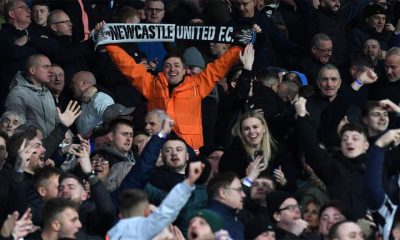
[5,71,57,137]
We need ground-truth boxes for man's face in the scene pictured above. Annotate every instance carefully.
[363,39,381,62]
[71,72,91,99]
[335,222,363,240]
[236,0,255,18]
[162,140,188,173]
[145,0,165,23]
[49,65,65,95]
[385,54,400,82]
[27,137,46,172]
[51,12,72,36]
[311,40,333,64]
[163,57,186,85]
[0,136,7,169]
[10,1,31,26]
[250,178,274,202]
[317,69,341,100]
[366,14,386,33]
[110,124,133,155]
[1,113,21,137]
[32,56,52,85]
[58,178,87,204]
[341,130,369,158]
[274,198,301,228]
[42,174,60,200]
[187,217,214,240]
[319,207,346,236]
[186,66,203,76]
[32,5,48,26]
[222,178,245,209]
[207,150,224,176]
[363,107,389,136]
[57,208,82,239]
[144,113,162,135]
[321,0,340,13]
[210,43,229,57]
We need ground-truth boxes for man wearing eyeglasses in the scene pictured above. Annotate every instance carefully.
[137,0,168,73]
[297,33,333,85]
[206,172,246,239]
[266,190,318,239]
[0,0,57,113]
[47,9,95,82]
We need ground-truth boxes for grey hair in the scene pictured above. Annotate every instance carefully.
[311,33,331,47]
[0,111,26,125]
[386,47,400,58]
[145,109,168,123]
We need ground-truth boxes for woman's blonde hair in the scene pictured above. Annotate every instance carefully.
[232,110,276,164]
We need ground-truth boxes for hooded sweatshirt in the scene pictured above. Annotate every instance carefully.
[5,71,57,137]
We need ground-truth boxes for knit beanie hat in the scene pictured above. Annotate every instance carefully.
[266,190,295,222]
[190,209,224,232]
[183,47,205,69]
[245,218,275,239]
[364,4,387,18]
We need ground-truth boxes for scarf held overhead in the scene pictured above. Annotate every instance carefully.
[95,23,255,48]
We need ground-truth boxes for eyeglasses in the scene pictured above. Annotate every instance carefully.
[279,204,301,212]
[224,187,243,193]
[145,8,164,13]
[52,19,72,25]
[315,47,333,53]
[92,159,109,165]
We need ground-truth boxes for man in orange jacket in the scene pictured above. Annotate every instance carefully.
[105,43,249,151]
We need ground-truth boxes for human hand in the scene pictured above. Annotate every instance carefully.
[385,23,395,32]
[379,99,400,113]
[159,117,175,135]
[74,141,92,174]
[186,161,205,186]
[168,225,185,240]
[82,86,97,103]
[252,24,262,33]
[375,129,400,148]
[239,43,255,70]
[15,139,35,172]
[246,155,267,181]
[294,97,308,117]
[45,159,55,167]
[58,100,81,128]
[358,69,378,85]
[1,209,38,239]
[14,35,29,46]
[252,108,264,117]
[93,20,106,33]
[337,115,349,136]
[290,219,308,236]
[273,166,287,186]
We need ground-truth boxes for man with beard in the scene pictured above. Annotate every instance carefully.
[149,135,190,191]
[362,39,386,78]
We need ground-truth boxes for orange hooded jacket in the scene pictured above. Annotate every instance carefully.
[106,45,241,150]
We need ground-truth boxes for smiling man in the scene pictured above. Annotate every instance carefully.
[106,39,244,151]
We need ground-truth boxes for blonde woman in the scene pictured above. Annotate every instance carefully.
[219,110,296,190]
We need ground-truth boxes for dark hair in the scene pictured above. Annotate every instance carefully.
[6,124,38,166]
[115,5,141,23]
[42,198,79,228]
[319,200,348,219]
[33,166,62,189]
[59,172,85,189]
[207,172,238,199]
[163,50,185,67]
[328,220,355,239]
[118,189,148,216]
[109,118,133,134]
[0,131,9,142]
[31,0,50,7]
[361,100,381,118]
[350,54,374,69]
[339,123,368,138]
